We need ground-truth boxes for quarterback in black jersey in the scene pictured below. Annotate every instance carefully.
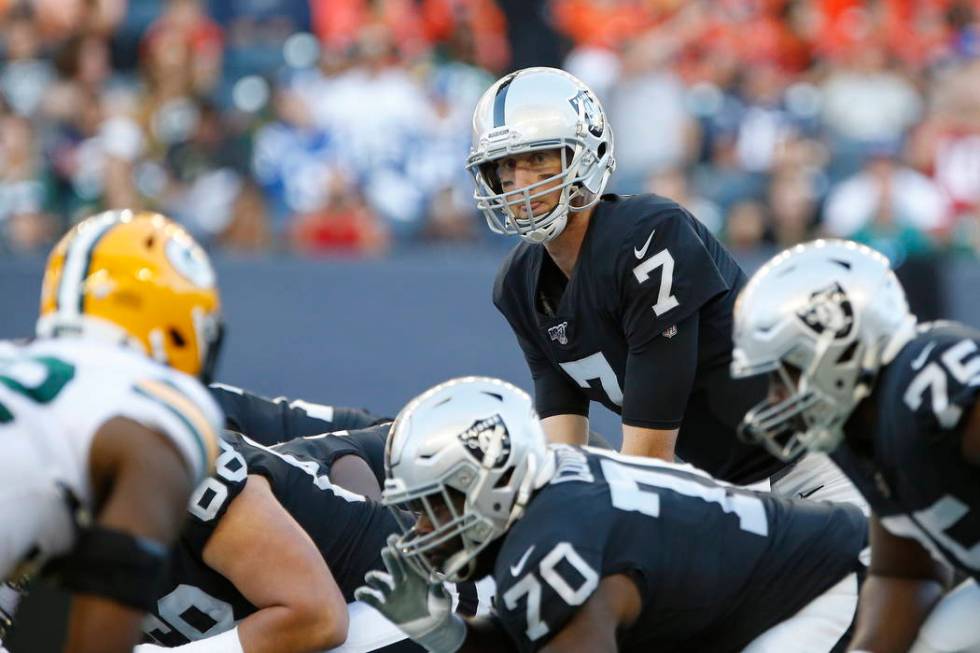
[468,66,789,487]
[138,432,489,653]
[356,377,868,653]
[732,240,980,653]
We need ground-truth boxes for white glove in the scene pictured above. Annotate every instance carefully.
[354,535,466,653]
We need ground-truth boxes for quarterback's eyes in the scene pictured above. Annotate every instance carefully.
[495,152,559,181]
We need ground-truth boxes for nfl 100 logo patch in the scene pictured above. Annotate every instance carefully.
[548,321,569,345]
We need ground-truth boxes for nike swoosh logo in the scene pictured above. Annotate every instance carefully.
[911,343,936,370]
[510,545,535,576]
[634,228,656,259]
[797,485,825,500]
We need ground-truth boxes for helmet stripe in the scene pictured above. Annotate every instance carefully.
[492,76,514,128]
[57,212,120,315]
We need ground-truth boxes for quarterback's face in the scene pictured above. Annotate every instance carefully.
[494,149,565,218]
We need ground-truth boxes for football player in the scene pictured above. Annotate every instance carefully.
[0,211,224,653]
[209,383,615,501]
[136,430,492,653]
[209,382,386,444]
[473,67,858,505]
[356,377,869,653]
[730,239,980,653]
[209,382,390,498]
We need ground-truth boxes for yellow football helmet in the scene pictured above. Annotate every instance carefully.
[37,210,223,381]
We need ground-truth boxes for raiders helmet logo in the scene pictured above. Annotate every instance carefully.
[548,321,569,345]
[569,90,604,138]
[796,282,854,340]
[458,414,512,468]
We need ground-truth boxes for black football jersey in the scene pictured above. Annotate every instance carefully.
[833,321,980,580]
[493,194,780,484]
[493,446,866,653]
[144,432,483,647]
[143,432,398,646]
[275,422,391,489]
[209,382,385,445]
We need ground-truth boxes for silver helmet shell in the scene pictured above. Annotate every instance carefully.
[731,239,916,461]
[467,67,615,244]
[383,376,550,582]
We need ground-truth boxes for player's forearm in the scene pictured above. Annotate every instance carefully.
[849,574,944,653]
[540,414,588,446]
[62,595,144,653]
[235,604,347,653]
[620,425,678,460]
[458,616,517,653]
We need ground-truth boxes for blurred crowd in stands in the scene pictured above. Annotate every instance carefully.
[0,0,979,262]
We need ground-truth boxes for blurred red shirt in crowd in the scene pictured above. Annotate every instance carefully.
[311,0,508,71]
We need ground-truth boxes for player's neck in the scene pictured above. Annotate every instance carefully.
[544,208,593,279]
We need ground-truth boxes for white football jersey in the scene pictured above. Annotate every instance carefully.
[0,337,222,578]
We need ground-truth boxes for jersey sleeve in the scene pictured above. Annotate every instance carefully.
[274,432,363,470]
[181,436,251,552]
[621,311,699,429]
[902,333,980,437]
[619,209,730,352]
[208,383,382,444]
[122,375,223,484]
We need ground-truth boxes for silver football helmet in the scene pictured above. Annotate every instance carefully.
[466,67,615,244]
[731,240,917,461]
[382,376,551,582]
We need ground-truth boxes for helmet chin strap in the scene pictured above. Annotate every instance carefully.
[514,189,572,244]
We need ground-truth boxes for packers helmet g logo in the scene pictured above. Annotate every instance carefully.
[165,236,216,289]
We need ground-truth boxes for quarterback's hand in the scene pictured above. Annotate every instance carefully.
[354,535,465,653]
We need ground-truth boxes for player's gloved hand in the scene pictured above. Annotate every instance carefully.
[354,534,465,653]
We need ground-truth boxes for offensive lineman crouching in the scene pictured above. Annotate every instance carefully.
[136,427,492,653]
[356,377,868,653]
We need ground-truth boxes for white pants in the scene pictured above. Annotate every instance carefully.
[770,453,869,515]
[0,437,75,581]
[743,573,859,653]
[911,579,980,653]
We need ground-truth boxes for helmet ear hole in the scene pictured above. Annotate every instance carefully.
[494,467,515,489]
[837,341,859,365]
[597,142,607,158]
[480,162,503,193]
[145,235,155,249]
[168,327,186,348]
